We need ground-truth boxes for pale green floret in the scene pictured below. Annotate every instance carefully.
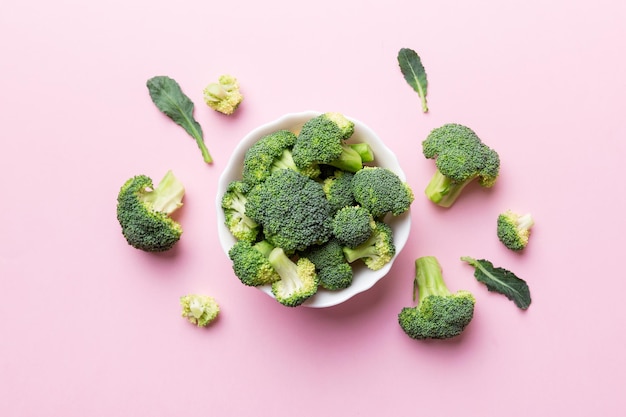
[116,170,185,252]
[180,294,220,327]
[221,180,259,242]
[268,248,319,307]
[342,221,395,271]
[497,210,534,251]
[398,256,475,340]
[203,74,243,115]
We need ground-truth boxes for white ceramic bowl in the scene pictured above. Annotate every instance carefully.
[216,111,411,308]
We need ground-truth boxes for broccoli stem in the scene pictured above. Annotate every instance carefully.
[271,149,299,172]
[517,213,535,231]
[343,235,377,263]
[141,170,185,215]
[349,143,375,163]
[424,169,472,208]
[414,256,450,302]
[254,240,275,257]
[328,143,364,173]
[267,248,299,291]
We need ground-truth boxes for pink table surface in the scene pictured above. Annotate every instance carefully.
[2,1,625,416]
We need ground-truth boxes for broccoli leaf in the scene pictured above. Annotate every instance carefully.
[147,76,213,164]
[461,257,531,310]
[397,48,429,113]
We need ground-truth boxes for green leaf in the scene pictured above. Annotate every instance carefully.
[397,48,429,113]
[461,257,531,310]
[146,76,212,164]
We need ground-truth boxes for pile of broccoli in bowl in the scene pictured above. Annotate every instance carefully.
[216,111,414,308]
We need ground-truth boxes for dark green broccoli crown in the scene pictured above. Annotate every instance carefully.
[242,130,299,185]
[292,112,356,168]
[322,170,356,213]
[422,123,500,185]
[342,221,395,270]
[268,248,319,307]
[303,238,346,269]
[222,180,259,242]
[317,262,353,291]
[332,205,376,248]
[497,210,534,251]
[351,167,414,218]
[398,292,475,340]
[228,240,279,286]
[245,169,333,253]
[116,175,182,252]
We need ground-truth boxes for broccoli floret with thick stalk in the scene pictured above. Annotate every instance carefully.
[497,210,535,251]
[292,112,368,173]
[203,74,243,115]
[303,239,353,290]
[242,130,320,185]
[116,170,185,252]
[351,166,414,218]
[398,256,475,340]
[422,123,500,208]
[268,247,319,307]
[332,206,376,249]
[221,180,259,242]
[228,240,280,286]
[342,221,395,270]
[180,294,220,327]
[245,169,333,253]
[322,170,356,213]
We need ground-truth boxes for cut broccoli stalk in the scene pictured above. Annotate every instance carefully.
[268,247,319,307]
[141,170,185,215]
[349,143,375,163]
[424,169,474,208]
[327,143,366,173]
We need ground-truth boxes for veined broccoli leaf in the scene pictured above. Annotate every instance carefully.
[397,48,429,113]
[461,257,531,310]
[147,75,212,164]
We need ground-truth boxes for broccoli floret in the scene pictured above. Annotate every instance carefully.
[322,170,356,213]
[332,206,376,249]
[351,166,414,218]
[245,169,333,253]
[228,240,280,286]
[303,239,353,290]
[292,112,367,173]
[398,256,475,340]
[221,180,259,242]
[116,170,185,252]
[497,210,534,251]
[203,74,243,115]
[422,123,500,208]
[242,130,320,185]
[342,221,395,270]
[268,247,319,307]
[180,294,220,327]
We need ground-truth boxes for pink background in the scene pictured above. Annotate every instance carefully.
[2,0,625,416]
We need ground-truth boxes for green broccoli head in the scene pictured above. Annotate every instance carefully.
[180,294,220,327]
[351,166,415,218]
[332,205,376,249]
[292,112,366,173]
[497,210,534,251]
[342,221,395,270]
[221,180,259,242]
[303,238,353,291]
[322,170,356,213]
[245,169,333,253]
[242,130,319,185]
[116,170,184,252]
[203,74,243,115]
[398,256,475,340]
[228,240,280,287]
[422,123,500,207]
[268,248,319,307]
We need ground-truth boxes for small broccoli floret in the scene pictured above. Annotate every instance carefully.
[180,294,220,327]
[228,240,280,286]
[268,247,319,307]
[422,123,500,208]
[398,256,475,340]
[303,239,353,290]
[332,206,376,249]
[245,169,333,253]
[242,130,320,185]
[116,170,185,252]
[322,170,356,213]
[497,210,535,251]
[203,74,243,115]
[221,180,259,242]
[342,221,395,270]
[292,112,367,173]
[351,166,415,218]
